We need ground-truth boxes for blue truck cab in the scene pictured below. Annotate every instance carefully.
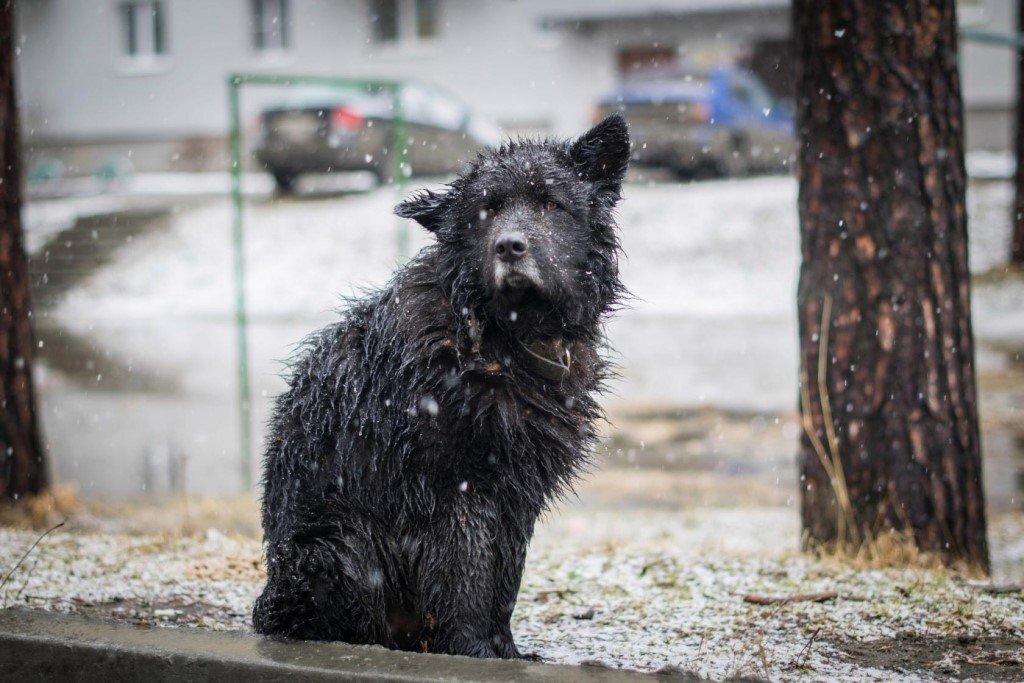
[596,66,794,176]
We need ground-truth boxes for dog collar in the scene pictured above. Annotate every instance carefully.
[519,338,572,382]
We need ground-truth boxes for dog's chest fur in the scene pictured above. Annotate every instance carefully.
[325,260,599,515]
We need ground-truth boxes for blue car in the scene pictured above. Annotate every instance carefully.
[596,66,794,177]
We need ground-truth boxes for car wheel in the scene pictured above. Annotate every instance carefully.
[671,165,699,182]
[718,136,750,178]
[689,159,720,181]
[271,170,298,195]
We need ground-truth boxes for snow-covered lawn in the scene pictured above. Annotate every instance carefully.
[44,175,1019,319]
[2,505,1022,681]
[46,176,1023,412]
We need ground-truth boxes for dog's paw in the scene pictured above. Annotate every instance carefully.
[445,637,499,659]
[492,636,541,661]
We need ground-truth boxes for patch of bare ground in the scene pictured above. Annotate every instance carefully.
[829,634,1024,682]
[64,595,246,630]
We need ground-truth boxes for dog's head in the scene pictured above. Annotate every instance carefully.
[396,114,629,341]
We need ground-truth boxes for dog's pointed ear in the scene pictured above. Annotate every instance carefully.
[394,189,448,232]
[569,113,630,186]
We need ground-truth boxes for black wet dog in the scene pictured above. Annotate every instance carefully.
[252,114,629,658]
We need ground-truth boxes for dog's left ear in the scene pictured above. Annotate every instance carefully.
[395,189,448,233]
[569,113,630,186]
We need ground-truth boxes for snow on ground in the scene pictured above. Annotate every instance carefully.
[53,189,424,321]
[47,177,813,418]
[49,175,1018,321]
[22,173,282,254]
[966,150,1015,181]
[2,507,1022,681]
[50,176,804,325]
[27,172,279,203]
[22,195,135,254]
[47,175,1023,412]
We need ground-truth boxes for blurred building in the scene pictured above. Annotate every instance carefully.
[15,0,1018,176]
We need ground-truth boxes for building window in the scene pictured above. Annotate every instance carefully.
[370,0,440,45]
[371,0,399,43]
[416,0,439,39]
[120,1,167,58]
[253,0,290,51]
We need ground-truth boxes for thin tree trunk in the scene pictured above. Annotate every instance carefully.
[1013,0,1024,264]
[0,0,47,501]
[794,0,989,573]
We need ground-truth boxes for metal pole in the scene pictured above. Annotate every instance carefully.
[391,84,410,261]
[228,75,253,491]
[225,73,406,492]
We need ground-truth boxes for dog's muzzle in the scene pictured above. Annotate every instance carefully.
[495,260,543,292]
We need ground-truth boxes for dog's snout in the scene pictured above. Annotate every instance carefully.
[495,233,529,262]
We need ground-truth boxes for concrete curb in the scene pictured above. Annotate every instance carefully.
[0,609,702,681]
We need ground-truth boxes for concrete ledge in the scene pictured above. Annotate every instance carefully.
[0,609,698,681]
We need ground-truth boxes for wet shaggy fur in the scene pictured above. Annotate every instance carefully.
[252,114,630,658]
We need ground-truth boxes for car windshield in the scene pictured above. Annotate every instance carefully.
[261,83,471,131]
[269,85,384,110]
[628,73,709,88]
[606,74,710,105]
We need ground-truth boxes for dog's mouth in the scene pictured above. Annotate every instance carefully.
[488,264,569,335]
[501,273,536,291]
[494,262,544,301]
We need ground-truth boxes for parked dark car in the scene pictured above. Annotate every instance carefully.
[596,66,794,177]
[254,82,501,192]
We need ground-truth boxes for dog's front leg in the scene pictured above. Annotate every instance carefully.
[489,517,539,660]
[416,508,499,658]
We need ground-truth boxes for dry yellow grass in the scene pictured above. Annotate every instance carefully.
[0,483,80,529]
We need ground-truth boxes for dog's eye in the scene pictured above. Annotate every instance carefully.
[543,200,561,212]
[479,207,496,221]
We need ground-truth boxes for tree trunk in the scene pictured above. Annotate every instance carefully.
[0,0,47,501]
[794,0,989,573]
[1013,0,1024,264]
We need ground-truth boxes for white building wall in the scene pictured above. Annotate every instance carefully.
[959,0,1017,150]
[16,0,616,143]
[14,0,1018,171]
[960,0,1015,108]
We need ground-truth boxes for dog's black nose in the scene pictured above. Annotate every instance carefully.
[495,233,529,262]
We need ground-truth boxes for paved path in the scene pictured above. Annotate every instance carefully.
[0,609,703,682]
[29,207,170,309]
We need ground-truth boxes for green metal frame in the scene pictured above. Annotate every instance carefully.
[227,73,410,490]
[959,28,1024,50]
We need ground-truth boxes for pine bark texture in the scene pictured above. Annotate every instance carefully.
[0,0,47,500]
[1013,0,1024,264]
[794,0,989,572]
